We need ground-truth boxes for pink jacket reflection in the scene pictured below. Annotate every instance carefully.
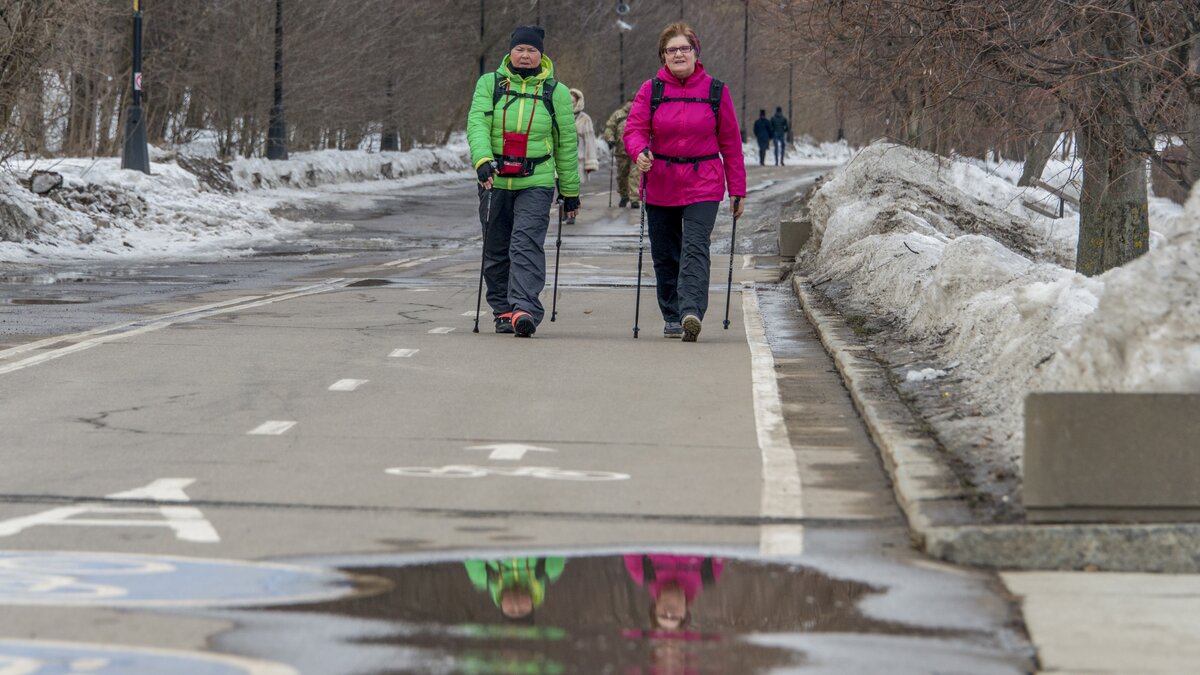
[623,554,725,602]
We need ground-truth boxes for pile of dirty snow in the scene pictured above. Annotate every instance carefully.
[0,139,471,262]
[798,140,1199,506]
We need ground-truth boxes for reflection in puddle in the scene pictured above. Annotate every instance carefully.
[264,554,954,674]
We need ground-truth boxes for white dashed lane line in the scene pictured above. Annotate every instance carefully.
[389,349,419,358]
[428,327,456,334]
[328,379,369,392]
[247,421,298,436]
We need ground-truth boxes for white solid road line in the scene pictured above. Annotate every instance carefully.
[428,327,456,334]
[328,379,368,392]
[462,311,481,317]
[248,421,298,435]
[0,279,351,377]
[743,288,805,557]
[389,348,419,358]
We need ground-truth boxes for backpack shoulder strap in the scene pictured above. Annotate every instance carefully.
[709,79,724,134]
[491,70,509,108]
[649,79,666,125]
[542,78,559,136]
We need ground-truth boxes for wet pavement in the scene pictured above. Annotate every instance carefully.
[0,162,1034,673]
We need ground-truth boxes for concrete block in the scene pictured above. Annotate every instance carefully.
[1025,393,1200,523]
[778,219,812,258]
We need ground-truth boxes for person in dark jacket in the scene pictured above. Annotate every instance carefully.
[770,106,789,166]
[753,110,771,166]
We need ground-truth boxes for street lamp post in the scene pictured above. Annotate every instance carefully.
[479,0,486,77]
[121,0,150,174]
[617,2,631,105]
[267,0,288,160]
[741,0,749,141]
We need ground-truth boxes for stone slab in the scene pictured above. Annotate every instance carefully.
[1025,392,1200,523]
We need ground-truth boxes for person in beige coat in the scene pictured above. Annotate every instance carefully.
[568,88,599,224]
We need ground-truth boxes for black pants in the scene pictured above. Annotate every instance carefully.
[646,201,719,323]
[478,186,553,324]
[757,141,769,166]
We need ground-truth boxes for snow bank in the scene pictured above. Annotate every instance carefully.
[801,140,1200,473]
[742,137,857,166]
[0,138,471,262]
[0,157,294,261]
[229,135,469,191]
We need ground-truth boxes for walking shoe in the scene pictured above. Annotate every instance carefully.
[663,321,683,338]
[629,201,640,209]
[494,312,514,334]
[619,197,629,208]
[681,314,702,342]
[512,311,536,338]
[565,215,576,225]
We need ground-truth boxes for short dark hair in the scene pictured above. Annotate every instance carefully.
[775,106,783,113]
[759,109,766,116]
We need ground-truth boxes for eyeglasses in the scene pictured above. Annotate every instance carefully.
[663,45,694,56]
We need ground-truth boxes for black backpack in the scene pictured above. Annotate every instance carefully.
[649,77,725,135]
[491,71,560,138]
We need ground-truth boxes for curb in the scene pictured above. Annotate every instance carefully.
[792,274,1200,573]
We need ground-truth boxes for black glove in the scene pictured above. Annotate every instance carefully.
[476,162,495,184]
[562,196,581,212]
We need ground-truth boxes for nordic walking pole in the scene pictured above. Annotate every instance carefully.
[722,197,741,330]
[633,169,648,339]
[551,199,564,322]
[608,149,615,208]
[472,185,494,334]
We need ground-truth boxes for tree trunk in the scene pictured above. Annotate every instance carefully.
[1019,106,1065,187]
[1075,110,1149,276]
[1188,27,1200,187]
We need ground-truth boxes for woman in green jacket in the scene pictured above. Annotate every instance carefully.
[468,25,580,337]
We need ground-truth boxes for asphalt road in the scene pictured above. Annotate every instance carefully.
[0,163,1033,674]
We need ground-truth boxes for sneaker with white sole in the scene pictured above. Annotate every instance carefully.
[663,321,683,338]
[681,314,701,342]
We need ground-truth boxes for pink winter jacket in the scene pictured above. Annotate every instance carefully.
[623,64,746,207]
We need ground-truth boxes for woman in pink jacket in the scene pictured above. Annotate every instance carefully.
[623,22,746,342]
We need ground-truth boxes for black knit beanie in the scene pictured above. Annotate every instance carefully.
[510,25,545,54]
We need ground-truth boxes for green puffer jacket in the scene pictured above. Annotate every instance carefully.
[467,55,580,197]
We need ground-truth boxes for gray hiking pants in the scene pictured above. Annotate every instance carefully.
[646,201,720,323]
[478,185,553,325]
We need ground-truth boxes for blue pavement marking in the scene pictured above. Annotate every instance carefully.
[0,640,296,674]
[0,551,358,607]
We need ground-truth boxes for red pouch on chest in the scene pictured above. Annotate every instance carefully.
[498,131,530,177]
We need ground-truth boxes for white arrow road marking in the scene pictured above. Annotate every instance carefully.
[428,327,456,334]
[0,479,219,543]
[466,443,557,461]
[328,379,368,392]
[389,348,419,358]
[248,421,297,435]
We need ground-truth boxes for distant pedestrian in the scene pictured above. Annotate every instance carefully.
[603,101,642,208]
[467,25,580,337]
[568,88,599,225]
[770,106,789,166]
[624,22,746,342]
[753,109,771,166]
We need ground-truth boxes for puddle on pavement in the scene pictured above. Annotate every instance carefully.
[234,553,962,674]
